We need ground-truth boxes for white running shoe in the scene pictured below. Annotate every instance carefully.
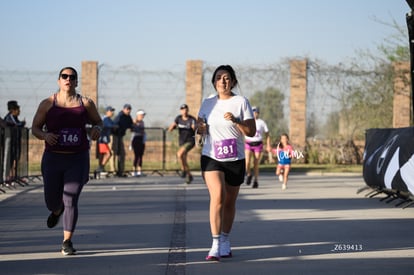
[282,183,287,190]
[206,247,220,261]
[279,174,283,182]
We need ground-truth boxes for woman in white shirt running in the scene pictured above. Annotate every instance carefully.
[197,65,256,261]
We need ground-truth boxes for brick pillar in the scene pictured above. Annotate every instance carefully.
[289,59,307,150]
[186,60,203,118]
[81,61,98,106]
[393,61,412,128]
[81,61,99,164]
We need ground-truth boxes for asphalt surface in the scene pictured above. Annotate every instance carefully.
[1,171,414,275]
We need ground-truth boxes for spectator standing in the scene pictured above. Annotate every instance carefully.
[244,106,271,188]
[113,104,133,177]
[131,109,146,177]
[97,106,117,173]
[196,65,256,261]
[167,104,196,184]
[4,100,26,183]
[31,66,102,255]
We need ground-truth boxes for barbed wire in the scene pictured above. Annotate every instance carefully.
[0,60,376,129]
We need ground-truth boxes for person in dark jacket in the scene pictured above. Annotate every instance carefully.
[113,104,133,177]
[4,100,26,183]
[97,106,117,173]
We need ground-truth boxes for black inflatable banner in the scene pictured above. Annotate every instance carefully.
[363,127,414,196]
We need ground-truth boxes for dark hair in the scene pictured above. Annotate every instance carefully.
[7,100,19,111]
[58,67,78,80]
[278,133,290,148]
[211,65,238,90]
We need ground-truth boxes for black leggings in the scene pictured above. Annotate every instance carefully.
[132,136,145,168]
[41,151,89,232]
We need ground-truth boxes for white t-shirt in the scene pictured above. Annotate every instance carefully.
[198,94,254,161]
[245,118,269,143]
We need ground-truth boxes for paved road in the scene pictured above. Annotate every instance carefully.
[1,172,414,274]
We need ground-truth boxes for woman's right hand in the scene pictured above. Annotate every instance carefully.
[44,132,59,146]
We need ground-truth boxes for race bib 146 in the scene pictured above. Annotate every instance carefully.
[58,128,81,146]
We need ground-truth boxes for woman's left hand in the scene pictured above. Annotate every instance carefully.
[224,112,236,122]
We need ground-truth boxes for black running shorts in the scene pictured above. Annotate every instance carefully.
[201,155,245,186]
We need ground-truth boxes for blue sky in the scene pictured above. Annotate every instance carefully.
[0,0,409,71]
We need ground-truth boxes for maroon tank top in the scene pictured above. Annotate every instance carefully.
[45,93,90,152]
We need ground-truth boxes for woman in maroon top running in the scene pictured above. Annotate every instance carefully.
[31,66,102,255]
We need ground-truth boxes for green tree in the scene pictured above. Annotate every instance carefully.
[319,19,409,140]
[341,19,408,139]
[307,112,320,138]
[322,111,339,139]
[249,87,287,144]
[342,64,394,140]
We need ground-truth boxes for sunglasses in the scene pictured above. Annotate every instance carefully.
[61,74,77,81]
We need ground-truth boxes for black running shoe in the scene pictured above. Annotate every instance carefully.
[178,170,187,178]
[252,181,258,188]
[186,174,193,184]
[245,175,252,185]
[61,240,77,255]
[47,207,64,228]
